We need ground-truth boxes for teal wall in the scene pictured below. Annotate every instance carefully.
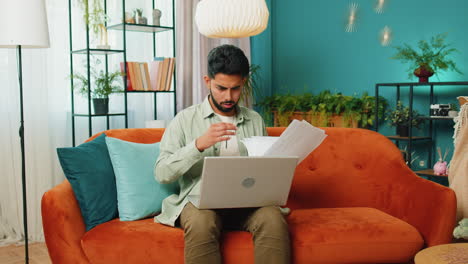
[251,0,468,173]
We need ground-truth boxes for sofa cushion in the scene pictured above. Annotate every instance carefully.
[289,207,424,264]
[81,218,255,264]
[105,137,179,221]
[56,133,118,231]
[81,207,423,264]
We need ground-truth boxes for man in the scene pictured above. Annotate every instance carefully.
[154,44,290,264]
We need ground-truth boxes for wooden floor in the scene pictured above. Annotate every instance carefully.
[0,243,51,264]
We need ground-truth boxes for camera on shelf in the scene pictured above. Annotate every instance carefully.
[430,104,451,117]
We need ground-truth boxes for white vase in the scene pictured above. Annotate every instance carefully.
[153,9,162,26]
[448,110,458,118]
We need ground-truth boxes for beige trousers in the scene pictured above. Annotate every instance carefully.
[179,202,291,264]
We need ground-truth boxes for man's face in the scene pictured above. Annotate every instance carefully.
[204,73,245,116]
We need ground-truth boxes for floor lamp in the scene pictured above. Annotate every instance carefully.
[0,1,50,263]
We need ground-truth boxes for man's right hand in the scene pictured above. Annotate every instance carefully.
[195,122,237,152]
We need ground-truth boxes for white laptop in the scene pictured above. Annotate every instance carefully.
[188,156,298,209]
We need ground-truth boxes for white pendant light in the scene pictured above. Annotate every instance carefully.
[195,0,269,38]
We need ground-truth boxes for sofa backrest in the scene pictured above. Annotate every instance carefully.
[89,128,165,143]
[92,127,407,210]
[267,127,408,210]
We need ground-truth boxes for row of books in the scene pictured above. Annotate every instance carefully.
[120,57,175,91]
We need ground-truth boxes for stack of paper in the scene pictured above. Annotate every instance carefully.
[241,136,279,156]
[241,120,328,163]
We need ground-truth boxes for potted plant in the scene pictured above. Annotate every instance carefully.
[257,90,387,128]
[448,103,459,118]
[386,101,423,137]
[241,64,262,108]
[72,61,124,114]
[391,33,462,83]
[76,0,109,48]
[357,92,388,128]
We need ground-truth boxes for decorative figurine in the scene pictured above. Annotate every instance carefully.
[124,11,135,23]
[153,9,162,26]
[134,8,147,25]
[433,147,449,176]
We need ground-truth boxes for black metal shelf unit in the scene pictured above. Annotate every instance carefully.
[374,81,468,182]
[68,0,177,146]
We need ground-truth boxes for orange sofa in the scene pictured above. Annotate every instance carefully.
[42,127,457,264]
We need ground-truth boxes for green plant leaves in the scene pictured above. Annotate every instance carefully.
[256,90,388,128]
[385,101,423,128]
[391,33,462,79]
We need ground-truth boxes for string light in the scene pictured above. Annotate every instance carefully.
[345,2,359,33]
[374,0,387,14]
[380,26,392,46]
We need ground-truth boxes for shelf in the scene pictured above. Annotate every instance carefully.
[107,23,173,33]
[376,81,468,87]
[415,169,448,178]
[126,90,175,93]
[387,136,432,141]
[72,49,125,55]
[73,113,126,117]
[418,116,455,120]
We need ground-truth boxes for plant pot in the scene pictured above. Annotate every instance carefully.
[413,65,434,83]
[329,115,358,128]
[397,125,409,137]
[93,98,109,115]
[289,112,306,123]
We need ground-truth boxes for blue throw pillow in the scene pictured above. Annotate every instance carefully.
[105,137,179,221]
[56,133,118,231]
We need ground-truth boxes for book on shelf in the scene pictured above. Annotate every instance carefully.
[150,57,164,91]
[133,62,143,91]
[139,62,148,91]
[143,63,151,91]
[164,58,175,91]
[121,58,176,92]
[159,58,170,91]
[149,58,162,91]
[149,57,176,91]
[120,62,133,91]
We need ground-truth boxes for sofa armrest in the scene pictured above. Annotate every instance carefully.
[41,180,90,263]
[375,159,457,247]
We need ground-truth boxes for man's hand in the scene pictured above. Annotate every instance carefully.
[196,122,237,152]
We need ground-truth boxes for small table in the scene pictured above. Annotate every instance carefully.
[414,243,468,264]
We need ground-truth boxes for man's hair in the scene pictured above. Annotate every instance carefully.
[207,44,250,79]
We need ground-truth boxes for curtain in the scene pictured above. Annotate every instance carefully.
[0,0,251,244]
[175,0,251,110]
[0,0,70,244]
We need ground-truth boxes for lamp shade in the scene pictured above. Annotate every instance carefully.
[195,0,269,38]
[0,0,50,48]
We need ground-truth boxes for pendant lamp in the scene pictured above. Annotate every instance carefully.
[195,0,269,38]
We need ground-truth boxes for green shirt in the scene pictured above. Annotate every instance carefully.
[154,97,267,226]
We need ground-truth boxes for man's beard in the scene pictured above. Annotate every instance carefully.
[209,90,237,113]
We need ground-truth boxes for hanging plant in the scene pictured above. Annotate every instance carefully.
[76,0,108,37]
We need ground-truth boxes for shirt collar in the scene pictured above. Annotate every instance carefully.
[201,96,250,123]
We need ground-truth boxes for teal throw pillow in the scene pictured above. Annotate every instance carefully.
[105,137,179,221]
[56,133,118,231]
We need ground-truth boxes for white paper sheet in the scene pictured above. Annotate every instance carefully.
[241,119,328,163]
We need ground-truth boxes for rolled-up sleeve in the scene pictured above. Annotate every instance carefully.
[154,115,203,184]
